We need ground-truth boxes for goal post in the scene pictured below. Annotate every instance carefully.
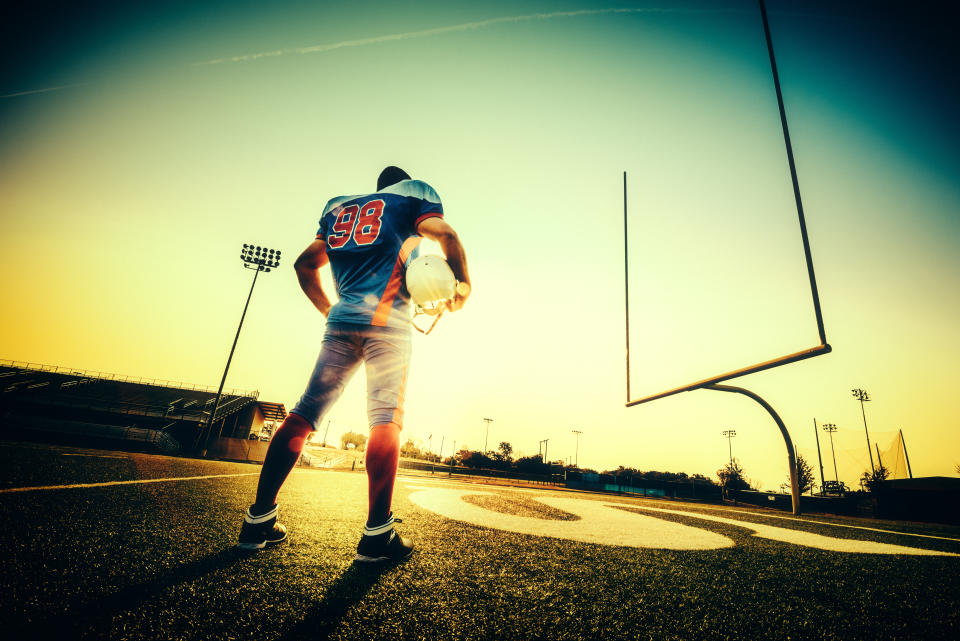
[621,0,833,516]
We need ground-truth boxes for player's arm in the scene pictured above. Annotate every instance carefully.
[294,239,332,317]
[417,217,471,311]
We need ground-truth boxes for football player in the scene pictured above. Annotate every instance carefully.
[237,166,470,562]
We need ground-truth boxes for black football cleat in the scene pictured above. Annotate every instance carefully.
[354,516,414,563]
[237,504,287,551]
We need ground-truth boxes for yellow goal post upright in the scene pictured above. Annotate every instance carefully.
[622,0,832,516]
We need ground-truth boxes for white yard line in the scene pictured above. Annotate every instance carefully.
[0,472,259,493]
[61,453,125,458]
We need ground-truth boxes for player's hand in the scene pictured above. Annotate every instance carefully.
[447,281,471,312]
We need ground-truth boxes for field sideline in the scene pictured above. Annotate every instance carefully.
[1,440,958,640]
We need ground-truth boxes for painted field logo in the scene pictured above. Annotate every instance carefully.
[408,487,957,556]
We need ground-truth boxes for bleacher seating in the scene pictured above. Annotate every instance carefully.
[0,360,259,452]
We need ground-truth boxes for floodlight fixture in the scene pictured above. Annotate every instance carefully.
[241,244,280,272]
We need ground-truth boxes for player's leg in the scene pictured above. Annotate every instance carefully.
[238,328,362,550]
[362,328,411,526]
[249,413,314,515]
[365,422,402,526]
[354,328,413,562]
[253,331,362,511]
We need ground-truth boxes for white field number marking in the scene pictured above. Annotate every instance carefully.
[409,487,733,550]
[408,487,958,556]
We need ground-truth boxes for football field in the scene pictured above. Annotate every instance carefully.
[1,441,958,640]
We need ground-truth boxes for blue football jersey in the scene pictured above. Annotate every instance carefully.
[316,179,444,329]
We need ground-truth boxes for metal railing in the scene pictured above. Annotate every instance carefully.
[0,359,258,398]
[208,394,255,423]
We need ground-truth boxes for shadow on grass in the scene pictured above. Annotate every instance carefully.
[15,547,247,636]
[279,562,393,640]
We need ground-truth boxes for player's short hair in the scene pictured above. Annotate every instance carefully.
[377,166,411,191]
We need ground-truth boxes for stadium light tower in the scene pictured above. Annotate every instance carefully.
[483,417,493,453]
[203,244,280,453]
[571,429,582,467]
[813,418,826,494]
[851,388,875,474]
[822,423,839,485]
[722,429,736,467]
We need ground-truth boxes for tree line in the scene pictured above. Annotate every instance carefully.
[397,438,718,483]
[339,431,892,495]
[717,452,891,495]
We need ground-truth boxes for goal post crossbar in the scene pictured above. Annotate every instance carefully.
[625,343,831,407]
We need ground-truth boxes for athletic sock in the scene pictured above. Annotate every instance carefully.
[365,422,401,527]
[363,513,395,537]
[246,504,278,522]
[252,413,314,513]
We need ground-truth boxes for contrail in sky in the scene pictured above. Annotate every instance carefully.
[1,82,89,99]
[193,7,737,66]
[2,7,739,98]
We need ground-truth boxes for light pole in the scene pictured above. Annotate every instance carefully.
[722,429,736,467]
[203,244,280,454]
[483,417,493,453]
[822,423,839,486]
[813,418,825,494]
[322,419,332,447]
[539,438,550,463]
[571,429,582,468]
[851,388,874,474]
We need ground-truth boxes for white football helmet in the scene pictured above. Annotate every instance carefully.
[405,254,457,334]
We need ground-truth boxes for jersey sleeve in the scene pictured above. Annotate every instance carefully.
[316,197,344,240]
[405,180,444,227]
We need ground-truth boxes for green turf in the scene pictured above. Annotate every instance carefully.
[0,442,957,640]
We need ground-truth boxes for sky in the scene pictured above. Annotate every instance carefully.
[1,0,958,491]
